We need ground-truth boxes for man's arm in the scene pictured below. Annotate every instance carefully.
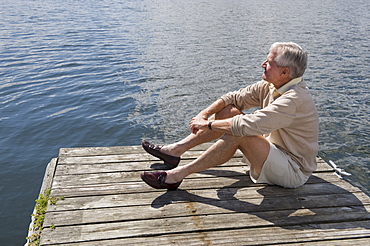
[190,98,233,135]
[194,98,226,120]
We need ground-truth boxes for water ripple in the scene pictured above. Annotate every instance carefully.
[1,0,370,244]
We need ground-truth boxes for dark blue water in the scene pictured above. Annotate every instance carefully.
[1,0,369,245]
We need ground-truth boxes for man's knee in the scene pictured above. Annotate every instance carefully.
[215,105,243,119]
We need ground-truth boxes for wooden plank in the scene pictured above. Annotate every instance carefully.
[40,220,370,246]
[58,143,215,157]
[53,158,332,176]
[26,158,58,246]
[52,165,249,188]
[49,177,255,198]
[53,158,246,176]
[43,192,370,227]
[57,146,332,172]
[39,158,58,194]
[59,145,144,157]
[288,238,370,246]
[49,172,359,199]
[56,150,243,165]
[56,152,326,168]
[40,207,370,245]
[46,182,367,212]
[52,166,341,190]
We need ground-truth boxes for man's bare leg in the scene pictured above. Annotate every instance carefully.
[165,134,270,184]
[160,105,243,157]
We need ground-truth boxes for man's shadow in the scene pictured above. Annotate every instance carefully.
[150,168,370,230]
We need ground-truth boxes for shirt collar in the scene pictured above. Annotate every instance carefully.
[276,77,302,95]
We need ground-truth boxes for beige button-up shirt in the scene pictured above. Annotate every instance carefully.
[220,79,319,176]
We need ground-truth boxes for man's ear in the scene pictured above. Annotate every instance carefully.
[281,67,290,77]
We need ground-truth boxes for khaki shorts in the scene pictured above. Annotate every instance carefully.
[249,142,310,188]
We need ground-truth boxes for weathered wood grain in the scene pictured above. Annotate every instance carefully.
[49,172,359,199]
[40,222,370,246]
[40,207,370,245]
[35,144,370,246]
[43,192,370,227]
[45,180,365,214]
[25,158,58,245]
[58,143,215,157]
[53,157,332,176]
[51,169,343,190]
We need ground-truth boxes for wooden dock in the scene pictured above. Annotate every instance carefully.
[32,143,370,245]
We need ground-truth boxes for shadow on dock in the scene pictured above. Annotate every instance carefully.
[151,169,370,231]
[29,145,370,245]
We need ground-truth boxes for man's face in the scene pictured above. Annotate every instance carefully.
[261,51,287,87]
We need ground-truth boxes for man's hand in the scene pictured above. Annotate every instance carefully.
[190,116,209,134]
[189,99,226,134]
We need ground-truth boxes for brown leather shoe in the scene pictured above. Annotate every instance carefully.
[141,171,182,190]
[141,140,180,168]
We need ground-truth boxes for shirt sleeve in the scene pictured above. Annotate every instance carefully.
[230,95,298,136]
[219,81,267,110]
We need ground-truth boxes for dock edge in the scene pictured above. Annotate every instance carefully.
[24,157,58,246]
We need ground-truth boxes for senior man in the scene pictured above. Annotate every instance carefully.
[141,42,319,190]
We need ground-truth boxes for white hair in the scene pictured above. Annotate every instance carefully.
[270,42,308,78]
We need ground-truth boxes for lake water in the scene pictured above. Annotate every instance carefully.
[1,0,369,244]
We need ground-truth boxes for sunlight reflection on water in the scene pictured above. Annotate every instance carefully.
[0,0,369,244]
